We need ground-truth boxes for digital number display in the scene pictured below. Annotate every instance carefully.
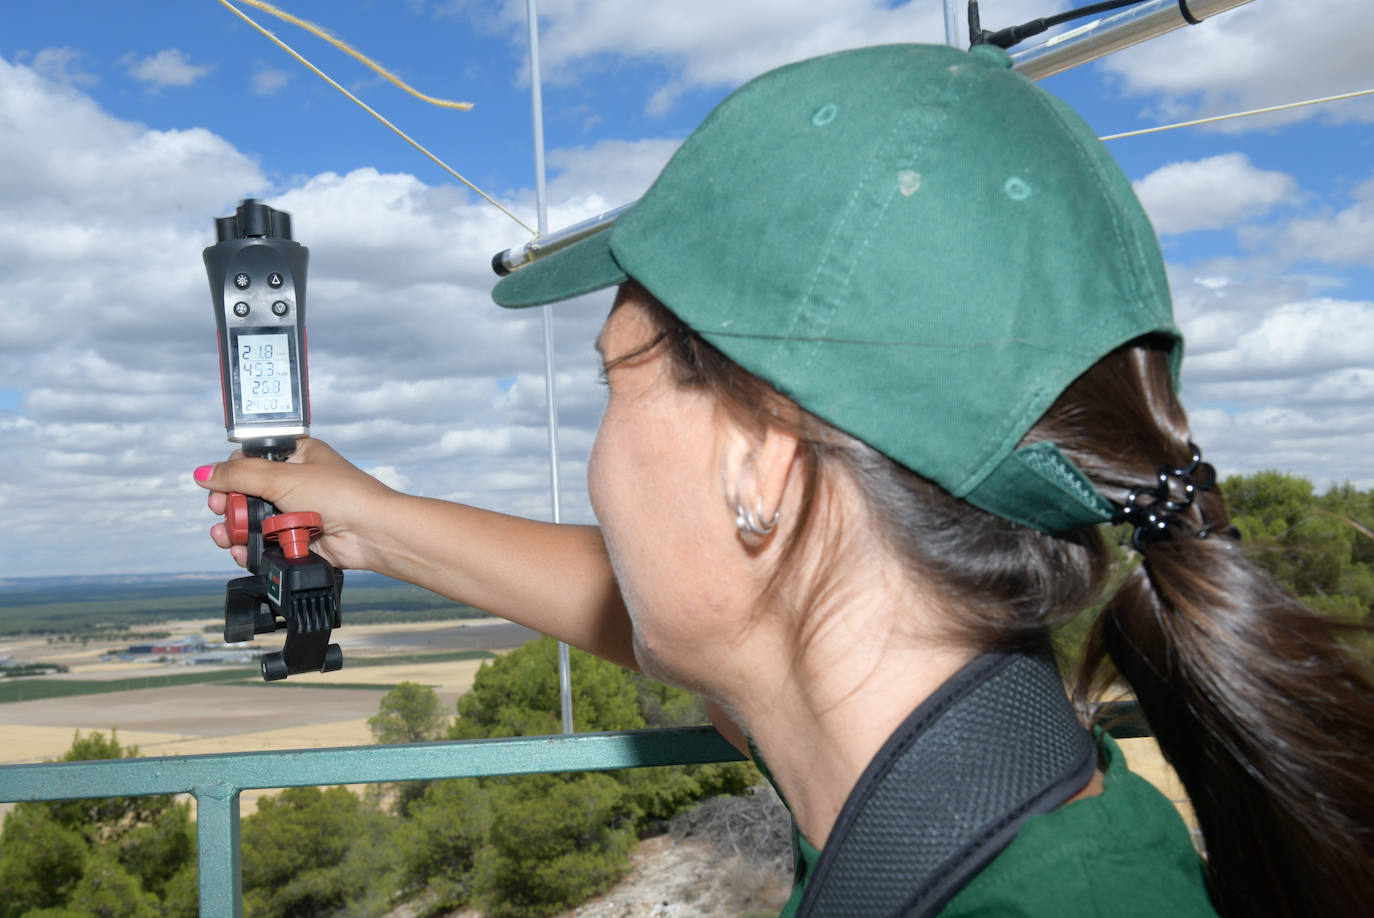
[237,333,295,415]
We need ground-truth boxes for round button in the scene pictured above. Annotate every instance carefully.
[268,272,284,288]
[234,273,251,289]
[271,300,289,317]
[233,301,250,317]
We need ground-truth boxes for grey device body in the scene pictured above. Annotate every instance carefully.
[203,199,310,453]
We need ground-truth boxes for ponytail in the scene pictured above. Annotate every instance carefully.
[1082,530,1374,916]
[1047,345,1374,917]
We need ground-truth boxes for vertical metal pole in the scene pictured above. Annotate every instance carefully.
[525,0,574,736]
[944,0,962,47]
[195,785,243,918]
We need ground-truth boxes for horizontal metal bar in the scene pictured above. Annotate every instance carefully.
[0,726,745,803]
[1010,0,1254,81]
[0,703,1147,805]
[487,0,1253,276]
[492,202,633,276]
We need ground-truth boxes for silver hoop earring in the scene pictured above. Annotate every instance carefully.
[735,498,779,536]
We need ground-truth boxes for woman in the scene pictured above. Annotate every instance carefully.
[196,44,1374,917]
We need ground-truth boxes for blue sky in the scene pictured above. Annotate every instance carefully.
[2,0,1372,577]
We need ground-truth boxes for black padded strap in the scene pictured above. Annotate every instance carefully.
[795,650,1095,918]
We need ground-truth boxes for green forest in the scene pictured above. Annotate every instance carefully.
[1221,472,1374,624]
[1,471,1370,917]
[0,638,759,918]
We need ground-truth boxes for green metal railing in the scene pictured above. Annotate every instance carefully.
[0,706,1148,917]
[0,727,745,918]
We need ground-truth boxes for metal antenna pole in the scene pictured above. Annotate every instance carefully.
[944,0,961,47]
[524,0,574,736]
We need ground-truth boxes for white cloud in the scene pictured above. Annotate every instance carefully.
[21,47,97,87]
[1188,405,1374,491]
[251,63,291,96]
[1252,175,1374,266]
[1170,264,1374,491]
[1133,153,1296,235]
[1185,298,1374,382]
[1100,0,1374,129]
[122,49,211,89]
[546,138,681,209]
[456,0,1051,112]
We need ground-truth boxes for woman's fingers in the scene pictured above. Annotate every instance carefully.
[209,520,231,550]
[192,438,382,573]
[192,455,291,505]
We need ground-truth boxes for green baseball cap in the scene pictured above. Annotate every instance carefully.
[493,43,1180,533]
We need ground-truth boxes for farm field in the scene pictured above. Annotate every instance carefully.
[0,617,538,814]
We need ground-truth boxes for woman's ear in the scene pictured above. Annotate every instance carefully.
[719,418,800,539]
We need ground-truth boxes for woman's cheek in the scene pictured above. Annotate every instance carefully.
[586,426,608,522]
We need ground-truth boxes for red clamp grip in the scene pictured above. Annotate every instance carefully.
[262,511,323,560]
[225,493,250,546]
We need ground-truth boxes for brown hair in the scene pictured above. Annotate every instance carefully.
[616,282,1374,917]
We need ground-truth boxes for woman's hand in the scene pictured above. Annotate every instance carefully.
[193,438,395,572]
[195,438,637,670]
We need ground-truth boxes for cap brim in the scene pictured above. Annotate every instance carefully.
[492,227,629,308]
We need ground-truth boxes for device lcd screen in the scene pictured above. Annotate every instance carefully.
[236,332,295,415]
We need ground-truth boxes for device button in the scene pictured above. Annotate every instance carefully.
[268,272,284,288]
[234,272,251,289]
[263,511,323,560]
[233,302,251,317]
[271,300,289,317]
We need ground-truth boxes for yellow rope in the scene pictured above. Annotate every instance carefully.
[1102,87,1374,141]
[234,0,472,111]
[213,0,535,235]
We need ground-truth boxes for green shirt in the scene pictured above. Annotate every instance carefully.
[772,733,1217,917]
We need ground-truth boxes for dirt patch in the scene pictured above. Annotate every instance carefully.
[0,684,387,746]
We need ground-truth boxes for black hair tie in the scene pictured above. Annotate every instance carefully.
[1113,442,1229,552]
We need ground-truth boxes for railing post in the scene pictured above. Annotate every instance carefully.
[194,782,243,918]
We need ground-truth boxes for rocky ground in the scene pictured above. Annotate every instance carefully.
[408,834,790,918]
[396,786,796,918]
[558,832,791,918]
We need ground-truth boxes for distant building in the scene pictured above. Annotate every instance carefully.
[183,650,261,665]
[147,635,208,655]
[104,634,254,665]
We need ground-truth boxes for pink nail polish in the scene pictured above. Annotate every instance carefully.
[194,465,214,482]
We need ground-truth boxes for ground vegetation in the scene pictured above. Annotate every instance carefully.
[0,730,198,918]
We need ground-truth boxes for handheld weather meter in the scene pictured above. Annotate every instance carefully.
[204,199,310,457]
[204,199,344,681]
